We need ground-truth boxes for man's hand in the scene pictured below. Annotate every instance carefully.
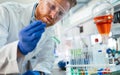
[23,70,40,75]
[18,20,46,55]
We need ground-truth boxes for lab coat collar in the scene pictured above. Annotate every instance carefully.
[30,3,38,24]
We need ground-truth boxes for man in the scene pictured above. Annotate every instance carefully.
[0,0,76,75]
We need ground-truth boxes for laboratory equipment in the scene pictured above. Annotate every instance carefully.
[57,0,120,75]
[64,28,116,75]
[92,0,114,44]
[58,60,66,70]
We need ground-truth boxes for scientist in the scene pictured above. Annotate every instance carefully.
[0,0,76,75]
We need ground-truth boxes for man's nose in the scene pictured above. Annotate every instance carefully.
[50,11,58,19]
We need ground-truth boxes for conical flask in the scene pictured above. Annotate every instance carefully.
[92,0,114,44]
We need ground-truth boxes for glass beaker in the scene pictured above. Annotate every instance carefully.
[92,0,114,44]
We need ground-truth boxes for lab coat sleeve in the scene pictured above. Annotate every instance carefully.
[0,6,9,47]
[0,41,19,74]
[33,38,55,74]
[0,5,19,74]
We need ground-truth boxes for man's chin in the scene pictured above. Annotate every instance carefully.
[46,23,54,27]
[39,19,54,27]
[45,21,55,27]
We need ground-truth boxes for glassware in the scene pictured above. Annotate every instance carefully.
[92,0,114,44]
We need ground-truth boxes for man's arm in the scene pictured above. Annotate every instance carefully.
[0,41,19,74]
[33,34,56,74]
[23,37,55,75]
[17,48,24,58]
[0,6,20,74]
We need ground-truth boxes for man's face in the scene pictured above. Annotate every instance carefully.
[35,0,71,27]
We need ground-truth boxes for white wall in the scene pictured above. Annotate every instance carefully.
[0,0,37,4]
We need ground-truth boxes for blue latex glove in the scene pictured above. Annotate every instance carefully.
[18,20,46,55]
[23,70,40,75]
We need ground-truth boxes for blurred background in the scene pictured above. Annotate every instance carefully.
[0,0,36,3]
[1,0,120,75]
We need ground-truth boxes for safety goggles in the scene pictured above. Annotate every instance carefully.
[44,0,68,19]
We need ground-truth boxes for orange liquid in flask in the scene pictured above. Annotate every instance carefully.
[94,14,113,35]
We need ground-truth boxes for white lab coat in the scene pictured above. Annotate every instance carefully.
[0,2,55,74]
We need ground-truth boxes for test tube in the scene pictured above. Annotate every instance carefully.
[71,68,74,75]
[78,68,81,75]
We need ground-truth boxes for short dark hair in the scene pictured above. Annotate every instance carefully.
[68,0,77,8]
